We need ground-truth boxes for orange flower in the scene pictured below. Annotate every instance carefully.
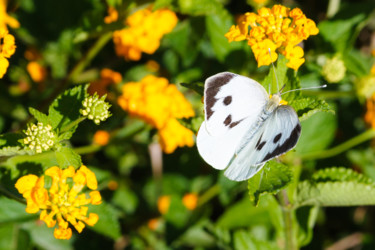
[157,195,171,214]
[225,4,319,70]
[104,7,118,24]
[365,93,375,129]
[27,61,47,82]
[0,28,16,78]
[118,75,195,153]
[107,180,118,191]
[93,130,110,146]
[148,218,161,230]
[182,193,198,210]
[113,8,177,61]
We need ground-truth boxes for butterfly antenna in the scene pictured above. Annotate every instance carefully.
[281,85,327,95]
[268,48,279,93]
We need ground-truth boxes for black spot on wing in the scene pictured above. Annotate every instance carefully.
[261,123,301,162]
[224,115,232,126]
[255,134,263,148]
[223,96,232,105]
[273,133,282,143]
[229,120,241,128]
[256,141,266,151]
[205,73,235,120]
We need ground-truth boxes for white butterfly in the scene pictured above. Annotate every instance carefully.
[196,72,301,181]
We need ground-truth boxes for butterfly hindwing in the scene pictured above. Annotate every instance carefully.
[224,105,301,181]
[197,72,268,170]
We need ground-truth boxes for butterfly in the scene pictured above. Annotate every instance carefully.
[196,72,301,181]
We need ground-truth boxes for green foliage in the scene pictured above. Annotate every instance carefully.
[296,167,375,207]
[248,161,293,206]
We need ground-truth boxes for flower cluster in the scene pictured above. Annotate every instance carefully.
[80,94,111,125]
[23,122,56,153]
[0,0,19,78]
[225,4,319,70]
[322,56,346,83]
[118,75,195,153]
[113,8,177,61]
[15,165,102,240]
[0,28,16,78]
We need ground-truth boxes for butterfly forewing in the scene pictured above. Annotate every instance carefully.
[203,72,268,136]
[197,72,268,170]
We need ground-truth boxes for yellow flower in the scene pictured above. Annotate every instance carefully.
[182,193,198,210]
[225,4,319,70]
[0,0,20,30]
[104,7,118,24]
[93,130,110,146]
[15,165,102,240]
[0,28,16,78]
[118,75,195,153]
[113,8,177,61]
[27,61,47,83]
[157,195,171,214]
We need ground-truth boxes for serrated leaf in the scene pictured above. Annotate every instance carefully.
[58,130,75,141]
[54,147,82,169]
[48,85,87,130]
[248,161,292,206]
[29,107,49,125]
[0,133,24,147]
[296,167,375,207]
[0,146,33,157]
[88,202,121,240]
[289,97,333,121]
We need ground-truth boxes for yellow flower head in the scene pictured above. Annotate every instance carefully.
[27,61,47,83]
[104,7,118,24]
[182,193,198,210]
[23,122,56,154]
[118,75,195,153]
[0,0,20,30]
[113,8,177,61]
[15,165,102,240]
[225,4,319,70]
[0,28,16,78]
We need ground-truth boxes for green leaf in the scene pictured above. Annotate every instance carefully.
[180,81,204,96]
[347,148,375,182]
[0,133,24,148]
[295,111,337,155]
[318,2,373,52]
[289,97,333,121]
[262,55,290,94]
[112,186,138,214]
[343,49,372,77]
[54,147,82,169]
[88,202,121,240]
[296,206,319,246]
[48,85,87,130]
[205,11,241,62]
[0,146,33,157]
[233,230,278,250]
[296,167,375,207]
[165,195,189,228]
[22,221,74,250]
[178,0,224,16]
[29,107,49,125]
[0,197,36,223]
[248,161,292,206]
[153,0,173,10]
[176,221,216,248]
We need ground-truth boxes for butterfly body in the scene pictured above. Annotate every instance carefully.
[197,72,301,181]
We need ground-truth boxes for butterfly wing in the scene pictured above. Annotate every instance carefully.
[224,105,301,181]
[197,72,268,170]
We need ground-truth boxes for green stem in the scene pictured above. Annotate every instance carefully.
[300,129,375,161]
[197,184,220,207]
[278,190,298,250]
[74,144,102,155]
[67,31,112,82]
[302,90,355,99]
[60,117,86,134]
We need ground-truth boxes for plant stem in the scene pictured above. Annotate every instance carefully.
[59,117,86,134]
[278,190,298,250]
[197,184,220,207]
[300,129,375,161]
